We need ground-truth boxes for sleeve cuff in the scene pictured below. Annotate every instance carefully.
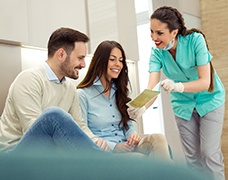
[107,141,117,151]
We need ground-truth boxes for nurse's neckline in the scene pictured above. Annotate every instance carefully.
[168,39,178,60]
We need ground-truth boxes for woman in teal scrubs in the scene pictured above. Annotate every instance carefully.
[128,6,225,180]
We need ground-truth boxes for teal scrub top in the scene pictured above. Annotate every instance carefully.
[148,32,225,120]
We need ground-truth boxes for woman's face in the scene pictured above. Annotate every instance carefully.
[150,19,177,49]
[107,47,123,80]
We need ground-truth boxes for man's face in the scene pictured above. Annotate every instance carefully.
[60,42,86,80]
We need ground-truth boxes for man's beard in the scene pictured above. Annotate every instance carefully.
[60,56,79,80]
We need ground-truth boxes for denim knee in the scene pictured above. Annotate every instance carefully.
[43,106,67,117]
[42,106,72,124]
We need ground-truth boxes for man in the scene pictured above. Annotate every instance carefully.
[0,27,109,153]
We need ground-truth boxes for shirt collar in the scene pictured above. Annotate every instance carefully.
[43,61,66,84]
[93,76,117,91]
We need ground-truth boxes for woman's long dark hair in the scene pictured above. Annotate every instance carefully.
[151,6,214,92]
[77,40,133,130]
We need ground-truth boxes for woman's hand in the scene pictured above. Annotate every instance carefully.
[113,134,141,153]
[161,79,184,93]
[127,133,141,147]
[127,106,146,119]
[113,142,135,153]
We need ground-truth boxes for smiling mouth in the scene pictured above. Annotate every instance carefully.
[154,41,162,47]
[111,69,120,73]
[74,68,79,75]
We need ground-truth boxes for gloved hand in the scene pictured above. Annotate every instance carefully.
[161,79,184,93]
[127,106,146,119]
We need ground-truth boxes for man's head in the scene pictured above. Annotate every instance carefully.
[47,27,89,58]
[47,27,89,80]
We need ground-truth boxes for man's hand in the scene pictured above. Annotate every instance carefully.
[95,138,110,152]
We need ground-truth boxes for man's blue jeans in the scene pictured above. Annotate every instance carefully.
[12,107,101,153]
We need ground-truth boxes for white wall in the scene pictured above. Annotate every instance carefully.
[0,0,28,44]
[0,0,88,48]
[26,0,88,48]
[87,0,139,61]
[0,44,21,114]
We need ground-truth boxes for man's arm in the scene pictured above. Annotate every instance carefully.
[12,69,43,132]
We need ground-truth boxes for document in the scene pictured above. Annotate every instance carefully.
[127,89,160,108]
